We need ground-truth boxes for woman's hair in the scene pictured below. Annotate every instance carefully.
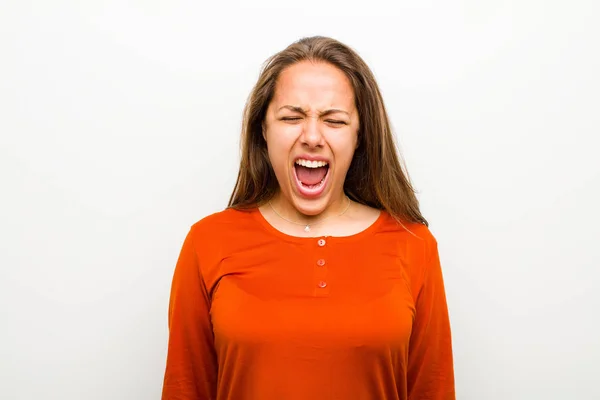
[228,36,428,227]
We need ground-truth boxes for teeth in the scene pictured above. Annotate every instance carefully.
[295,159,329,168]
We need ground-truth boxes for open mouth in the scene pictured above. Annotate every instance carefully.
[293,159,330,195]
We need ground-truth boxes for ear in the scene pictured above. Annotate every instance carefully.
[262,121,267,141]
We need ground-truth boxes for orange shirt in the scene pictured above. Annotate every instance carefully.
[162,207,455,400]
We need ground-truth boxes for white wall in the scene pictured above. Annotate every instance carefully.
[1,1,599,399]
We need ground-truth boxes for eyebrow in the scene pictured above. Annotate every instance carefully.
[278,105,350,117]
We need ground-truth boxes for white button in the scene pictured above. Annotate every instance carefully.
[318,239,326,247]
[318,281,327,288]
[317,259,325,266]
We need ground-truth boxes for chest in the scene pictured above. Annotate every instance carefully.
[209,238,417,353]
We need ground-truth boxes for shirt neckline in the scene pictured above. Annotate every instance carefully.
[251,206,388,244]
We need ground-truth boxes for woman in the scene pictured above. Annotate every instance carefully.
[162,36,455,400]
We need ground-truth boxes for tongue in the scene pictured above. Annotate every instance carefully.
[296,165,327,186]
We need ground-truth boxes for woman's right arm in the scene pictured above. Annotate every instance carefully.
[162,228,218,399]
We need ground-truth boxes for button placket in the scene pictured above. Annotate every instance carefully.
[314,237,330,296]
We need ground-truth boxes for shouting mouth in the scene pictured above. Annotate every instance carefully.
[293,158,330,198]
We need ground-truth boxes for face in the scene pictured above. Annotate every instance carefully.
[263,61,359,217]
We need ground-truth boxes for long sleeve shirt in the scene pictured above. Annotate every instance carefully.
[162,207,455,400]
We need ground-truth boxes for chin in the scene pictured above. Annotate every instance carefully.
[291,194,331,217]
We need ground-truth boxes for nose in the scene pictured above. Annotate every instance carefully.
[300,116,325,148]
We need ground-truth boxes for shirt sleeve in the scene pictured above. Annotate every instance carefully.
[407,236,456,400]
[162,228,218,400]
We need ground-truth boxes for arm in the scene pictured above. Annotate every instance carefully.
[407,236,455,400]
[162,228,218,400]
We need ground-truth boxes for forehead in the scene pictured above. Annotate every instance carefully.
[271,61,355,109]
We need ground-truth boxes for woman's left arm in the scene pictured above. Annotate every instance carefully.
[407,235,456,400]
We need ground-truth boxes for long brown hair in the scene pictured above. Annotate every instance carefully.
[228,36,428,227]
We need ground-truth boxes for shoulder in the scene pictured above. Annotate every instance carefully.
[190,207,253,235]
[375,213,440,286]
[182,207,260,288]
[185,207,263,252]
[378,213,438,256]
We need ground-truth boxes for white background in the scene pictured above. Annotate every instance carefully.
[1,1,599,399]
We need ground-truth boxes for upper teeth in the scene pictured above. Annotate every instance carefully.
[296,159,328,168]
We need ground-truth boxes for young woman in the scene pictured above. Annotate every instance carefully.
[162,36,455,400]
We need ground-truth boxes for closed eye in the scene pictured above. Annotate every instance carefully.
[281,117,347,125]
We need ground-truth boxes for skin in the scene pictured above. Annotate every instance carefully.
[260,60,378,236]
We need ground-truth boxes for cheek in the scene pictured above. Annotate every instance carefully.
[330,134,358,167]
[265,130,294,169]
